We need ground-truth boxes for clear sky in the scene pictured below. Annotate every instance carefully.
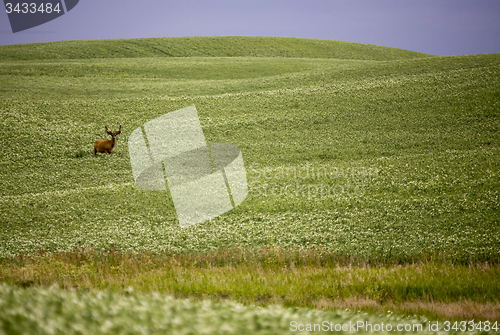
[1,0,500,56]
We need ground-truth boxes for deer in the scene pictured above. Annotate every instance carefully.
[94,125,121,157]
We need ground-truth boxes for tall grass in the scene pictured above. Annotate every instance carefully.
[1,248,499,321]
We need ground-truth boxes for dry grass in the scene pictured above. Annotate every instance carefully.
[314,298,500,321]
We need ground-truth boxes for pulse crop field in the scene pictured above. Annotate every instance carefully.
[0,37,499,332]
[0,37,498,261]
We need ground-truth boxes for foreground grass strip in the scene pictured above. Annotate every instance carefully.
[0,283,450,335]
[1,249,498,321]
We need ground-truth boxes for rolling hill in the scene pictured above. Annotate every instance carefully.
[0,37,499,331]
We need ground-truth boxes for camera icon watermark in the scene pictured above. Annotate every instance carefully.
[128,105,248,228]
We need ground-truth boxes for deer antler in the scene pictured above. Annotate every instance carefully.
[116,125,122,135]
[105,125,112,135]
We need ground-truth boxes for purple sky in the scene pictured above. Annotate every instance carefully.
[1,0,500,56]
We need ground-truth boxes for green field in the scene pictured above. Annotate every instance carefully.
[0,36,499,333]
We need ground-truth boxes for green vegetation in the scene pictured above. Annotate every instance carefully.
[0,38,498,261]
[1,249,499,321]
[0,36,499,330]
[1,283,441,335]
[0,36,431,60]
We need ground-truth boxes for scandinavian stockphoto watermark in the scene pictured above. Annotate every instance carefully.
[248,162,378,199]
[128,105,248,228]
[3,0,79,33]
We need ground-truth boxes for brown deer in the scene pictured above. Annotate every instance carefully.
[94,125,121,157]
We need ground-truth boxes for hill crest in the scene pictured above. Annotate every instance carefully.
[0,36,435,61]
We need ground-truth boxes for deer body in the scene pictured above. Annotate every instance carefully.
[94,125,121,157]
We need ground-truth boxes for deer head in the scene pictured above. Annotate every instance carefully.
[106,125,121,140]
